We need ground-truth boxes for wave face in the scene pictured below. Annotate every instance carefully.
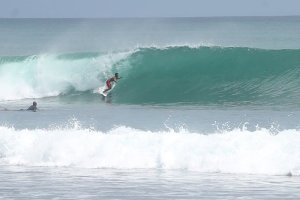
[1,46,300,105]
[1,125,300,176]
[114,47,300,105]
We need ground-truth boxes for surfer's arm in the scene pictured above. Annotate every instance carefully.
[114,77,121,83]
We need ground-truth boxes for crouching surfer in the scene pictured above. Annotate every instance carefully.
[103,73,121,94]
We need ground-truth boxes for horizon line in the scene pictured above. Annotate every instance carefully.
[1,15,300,19]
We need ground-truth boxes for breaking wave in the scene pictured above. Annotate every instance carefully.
[0,125,300,176]
[1,46,300,106]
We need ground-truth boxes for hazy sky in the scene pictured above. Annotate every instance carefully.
[1,0,300,18]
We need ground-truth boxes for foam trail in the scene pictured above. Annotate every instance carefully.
[0,125,300,176]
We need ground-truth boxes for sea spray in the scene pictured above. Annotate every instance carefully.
[0,52,130,100]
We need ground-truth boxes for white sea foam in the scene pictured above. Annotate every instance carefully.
[0,52,130,101]
[0,125,300,176]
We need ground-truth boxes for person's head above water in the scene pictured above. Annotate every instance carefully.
[115,73,119,78]
[27,101,38,111]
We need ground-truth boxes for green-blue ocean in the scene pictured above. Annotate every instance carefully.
[1,17,300,199]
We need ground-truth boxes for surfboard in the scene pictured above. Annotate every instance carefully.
[97,82,116,97]
[99,89,108,97]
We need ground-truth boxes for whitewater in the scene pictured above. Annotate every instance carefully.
[1,125,300,176]
[1,17,300,199]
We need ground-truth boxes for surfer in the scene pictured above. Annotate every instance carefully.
[103,73,121,94]
[27,101,38,112]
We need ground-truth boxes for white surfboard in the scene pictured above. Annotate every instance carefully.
[99,88,108,97]
[97,82,116,97]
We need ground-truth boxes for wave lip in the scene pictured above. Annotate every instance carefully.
[1,125,300,176]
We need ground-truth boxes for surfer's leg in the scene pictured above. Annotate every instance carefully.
[103,88,110,93]
[103,81,112,93]
[103,84,111,93]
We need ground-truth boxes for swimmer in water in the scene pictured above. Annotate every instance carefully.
[27,101,38,112]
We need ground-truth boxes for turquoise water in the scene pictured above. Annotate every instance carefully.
[1,17,300,199]
[1,47,300,105]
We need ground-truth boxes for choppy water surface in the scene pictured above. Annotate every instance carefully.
[1,166,300,200]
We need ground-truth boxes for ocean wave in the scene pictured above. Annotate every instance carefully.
[0,125,300,176]
[1,46,300,105]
